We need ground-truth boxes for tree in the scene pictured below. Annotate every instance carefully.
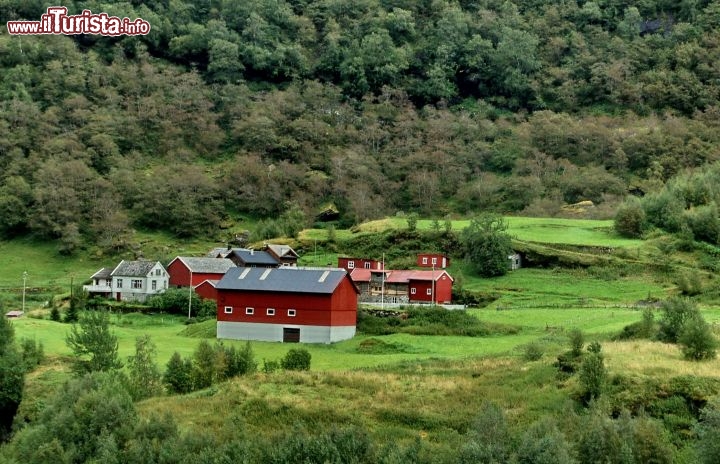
[458,401,512,463]
[614,196,646,238]
[696,399,720,464]
[65,310,122,374]
[460,215,513,277]
[579,342,606,402]
[679,317,717,361]
[0,315,25,442]
[163,352,193,394]
[657,297,701,343]
[126,335,163,401]
[191,340,221,389]
[516,417,575,464]
[281,348,311,371]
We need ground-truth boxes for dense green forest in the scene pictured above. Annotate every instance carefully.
[2,0,720,252]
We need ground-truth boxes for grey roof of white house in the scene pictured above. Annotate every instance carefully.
[111,260,160,277]
[172,257,235,274]
[90,268,113,279]
[216,267,355,294]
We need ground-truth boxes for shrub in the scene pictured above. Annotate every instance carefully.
[579,345,606,403]
[262,359,280,374]
[614,196,646,238]
[163,352,193,394]
[657,297,701,343]
[615,309,655,340]
[19,337,44,370]
[570,328,584,357]
[523,342,544,361]
[281,348,311,371]
[516,417,575,464]
[679,317,717,361]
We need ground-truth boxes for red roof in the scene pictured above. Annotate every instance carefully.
[385,270,453,283]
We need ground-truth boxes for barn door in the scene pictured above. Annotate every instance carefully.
[283,328,300,343]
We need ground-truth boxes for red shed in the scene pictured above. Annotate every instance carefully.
[216,267,359,343]
[194,279,219,301]
[337,257,384,272]
[417,253,449,269]
[168,257,235,287]
[385,270,454,304]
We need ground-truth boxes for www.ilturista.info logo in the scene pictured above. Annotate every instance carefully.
[6,7,150,36]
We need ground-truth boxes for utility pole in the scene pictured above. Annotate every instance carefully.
[22,271,28,313]
[381,253,385,310]
[431,264,435,305]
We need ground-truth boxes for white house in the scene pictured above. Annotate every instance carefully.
[85,260,168,302]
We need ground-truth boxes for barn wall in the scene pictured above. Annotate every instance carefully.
[167,260,190,287]
[217,291,334,326]
[217,322,355,343]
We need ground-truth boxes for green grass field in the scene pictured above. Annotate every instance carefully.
[299,216,644,248]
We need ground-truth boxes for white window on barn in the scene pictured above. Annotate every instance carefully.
[426,288,432,295]
[348,261,355,269]
[131,279,142,289]
[224,306,233,314]
[364,262,371,269]
[267,308,275,316]
[411,288,416,295]
[432,257,437,265]
[246,307,254,315]
[288,309,296,317]
[422,257,428,264]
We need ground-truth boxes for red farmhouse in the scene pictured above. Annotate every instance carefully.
[386,270,453,304]
[168,257,235,287]
[216,267,359,343]
[417,253,449,269]
[337,257,384,272]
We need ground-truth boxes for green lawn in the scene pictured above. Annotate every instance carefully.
[300,216,643,248]
[460,267,669,308]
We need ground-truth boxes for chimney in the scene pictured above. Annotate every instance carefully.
[250,248,254,255]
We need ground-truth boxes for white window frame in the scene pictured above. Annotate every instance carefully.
[364,262,371,269]
[348,261,355,269]
[224,306,233,314]
[426,288,432,295]
[116,278,123,289]
[422,257,428,264]
[151,280,157,290]
[432,257,437,265]
[288,309,296,317]
[131,279,142,289]
[245,307,254,315]
[411,288,416,295]
[267,308,275,316]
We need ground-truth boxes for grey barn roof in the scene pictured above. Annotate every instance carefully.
[216,267,353,294]
[266,243,298,258]
[173,257,235,274]
[111,260,159,277]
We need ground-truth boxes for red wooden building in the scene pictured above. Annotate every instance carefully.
[167,257,235,288]
[337,257,384,272]
[194,279,219,301]
[385,270,454,304]
[216,267,359,343]
[417,253,449,269]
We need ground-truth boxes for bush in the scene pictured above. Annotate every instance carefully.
[19,337,44,370]
[614,196,646,238]
[570,328,584,357]
[163,352,193,394]
[262,359,280,374]
[281,348,311,371]
[616,308,656,340]
[679,317,717,361]
[523,342,544,361]
[579,345,606,403]
[657,297,701,343]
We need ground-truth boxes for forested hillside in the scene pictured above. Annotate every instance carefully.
[2,0,720,251]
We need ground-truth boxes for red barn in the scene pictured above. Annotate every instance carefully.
[216,267,359,343]
[194,279,219,301]
[337,257,384,272]
[167,257,235,288]
[417,253,449,269]
[385,270,454,304]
